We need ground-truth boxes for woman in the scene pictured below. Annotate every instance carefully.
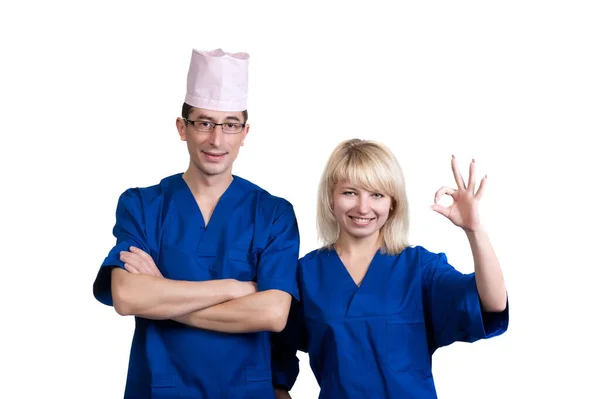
[272,139,509,398]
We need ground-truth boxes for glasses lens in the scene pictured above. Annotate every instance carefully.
[222,123,242,134]
[195,121,214,131]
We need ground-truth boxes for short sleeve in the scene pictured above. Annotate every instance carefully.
[92,188,150,307]
[419,246,509,351]
[271,296,307,390]
[256,201,300,300]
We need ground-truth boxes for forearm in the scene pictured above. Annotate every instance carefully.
[465,228,507,312]
[111,268,238,319]
[173,290,291,333]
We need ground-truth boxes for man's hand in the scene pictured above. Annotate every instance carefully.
[119,246,163,277]
[275,388,292,399]
[120,246,257,299]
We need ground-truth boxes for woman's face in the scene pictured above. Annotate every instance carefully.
[332,180,392,241]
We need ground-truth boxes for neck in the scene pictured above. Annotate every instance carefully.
[182,166,233,200]
[335,231,381,258]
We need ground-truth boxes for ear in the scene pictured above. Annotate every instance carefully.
[240,123,250,146]
[176,117,187,141]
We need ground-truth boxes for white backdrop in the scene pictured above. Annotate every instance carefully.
[1,1,599,398]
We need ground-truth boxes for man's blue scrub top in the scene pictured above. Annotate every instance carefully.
[94,173,300,398]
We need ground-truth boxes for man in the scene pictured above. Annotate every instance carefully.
[93,48,300,398]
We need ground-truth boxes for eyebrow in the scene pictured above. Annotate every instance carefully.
[192,114,242,123]
[341,186,383,194]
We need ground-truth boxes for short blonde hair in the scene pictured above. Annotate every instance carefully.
[316,138,410,255]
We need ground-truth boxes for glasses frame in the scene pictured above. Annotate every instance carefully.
[183,118,246,134]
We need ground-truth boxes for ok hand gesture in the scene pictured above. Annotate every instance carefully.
[431,155,487,232]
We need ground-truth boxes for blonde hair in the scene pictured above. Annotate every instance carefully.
[316,138,410,255]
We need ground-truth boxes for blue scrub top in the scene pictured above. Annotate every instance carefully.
[93,173,300,398]
[271,245,509,398]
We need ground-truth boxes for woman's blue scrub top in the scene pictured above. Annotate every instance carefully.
[272,245,509,398]
[93,173,300,398]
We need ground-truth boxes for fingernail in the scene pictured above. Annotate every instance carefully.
[472,158,475,163]
[451,154,455,159]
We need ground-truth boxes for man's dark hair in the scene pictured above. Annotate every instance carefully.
[182,103,248,123]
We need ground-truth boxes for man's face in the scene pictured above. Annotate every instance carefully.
[177,107,249,178]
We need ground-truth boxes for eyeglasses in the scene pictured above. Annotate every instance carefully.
[183,119,246,134]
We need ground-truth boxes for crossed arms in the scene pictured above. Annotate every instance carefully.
[111,252,291,333]
[97,189,299,334]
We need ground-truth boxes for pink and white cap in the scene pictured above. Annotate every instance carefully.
[185,48,249,112]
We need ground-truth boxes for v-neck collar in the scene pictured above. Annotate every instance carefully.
[323,247,387,317]
[331,247,381,289]
[177,173,240,229]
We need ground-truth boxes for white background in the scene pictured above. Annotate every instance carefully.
[1,0,599,398]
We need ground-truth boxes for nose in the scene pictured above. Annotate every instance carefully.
[357,195,370,214]
[208,125,224,147]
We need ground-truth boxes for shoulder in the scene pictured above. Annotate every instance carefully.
[379,246,450,277]
[299,247,333,267]
[115,175,172,209]
[400,245,448,264]
[403,245,456,281]
[235,175,296,216]
[297,249,322,280]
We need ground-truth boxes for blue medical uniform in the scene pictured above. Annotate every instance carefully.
[272,245,509,398]
[93,173,300,398]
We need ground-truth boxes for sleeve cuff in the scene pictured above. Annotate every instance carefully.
[272,366,299,390]
[464,279,510,340]
[258,279,300,302]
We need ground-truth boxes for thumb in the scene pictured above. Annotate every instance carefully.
[431,204,448,217]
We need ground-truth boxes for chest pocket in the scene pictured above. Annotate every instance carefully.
[209,249,257,281]
[386,312,430,372]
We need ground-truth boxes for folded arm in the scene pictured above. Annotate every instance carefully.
[173,289,292,333]
[111,267,255,320]
[173,201,301,334]
[94,189,256,320]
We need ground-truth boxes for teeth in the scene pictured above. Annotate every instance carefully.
[351,217,372,223]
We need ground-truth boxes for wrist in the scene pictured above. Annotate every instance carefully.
[464,226,487,239]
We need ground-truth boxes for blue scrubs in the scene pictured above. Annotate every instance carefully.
[272,245,509,398]
[93,173,300,398]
